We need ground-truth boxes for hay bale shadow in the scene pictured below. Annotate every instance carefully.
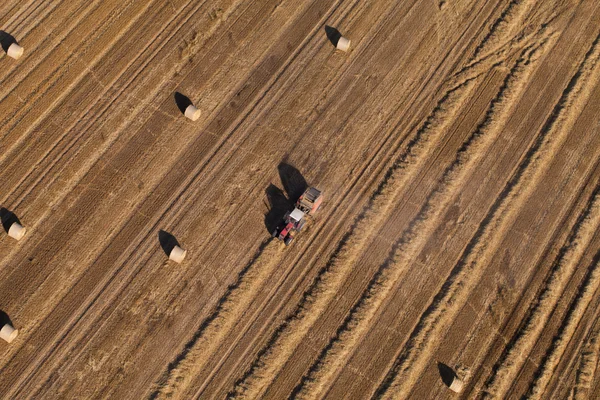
[0,31,17,53]
[437,362,457,387]
[0,208,20,234]
[324,25,342,48]
[174,92,193,115]
[0,310,13,327]
[158,230,180,257]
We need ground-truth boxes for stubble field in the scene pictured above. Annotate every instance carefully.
[0,0,599,398]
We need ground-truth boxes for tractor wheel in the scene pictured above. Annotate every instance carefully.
[284,236,294,246]
[297,219,306,231]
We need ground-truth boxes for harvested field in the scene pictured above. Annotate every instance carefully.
[1,0,600,399]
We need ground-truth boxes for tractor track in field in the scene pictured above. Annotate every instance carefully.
[0,0,145,143]
[0,0,251,261]
[481,28,600,399]
[4,0,263,218]
[373,20,600,400]
[134,0,486,398]
[571,317,600,399]
[0,0,123,100]
[1,0,335,396]
[0,0,229,321]
[527,227,600,399]
[151,240,284,399]
[0,1,57,45]
[472,0,540,60]
[291,25,555,399]
[1,0,599,397]
[7,0,380,396]
[423,128,600,400]
[228,60,483,400]
[0,0,164,185]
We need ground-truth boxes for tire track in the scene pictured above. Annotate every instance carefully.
[0,1,54,43]
[526,229,600,398]
[1,0,252,218]
[228,61,480,399]
[0,0,274,390]
[0,0,157,201]
[0,0,175,294]
[9,0,347,396]
[149,2,490,398]
[152,241,284,399]
[0,0,37,27]
[371,25,599,398]
[0,0,117,122]
[427,2,600,396]
[472,0,538,59]
[481,30,600,399]
[187,4,502,398]
[571,322,600,399]
[1,0,239,212]
[291,31,554,400]
[3,0,312,396]
[426,126,600,400]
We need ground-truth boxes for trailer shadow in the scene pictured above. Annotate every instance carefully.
[278,162,307,202]
[0,31,17,54]
[264,184,291,234]
[158,230,180,257]
[0,208,21,234]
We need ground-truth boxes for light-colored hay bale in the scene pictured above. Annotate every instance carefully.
[8,222,25,241]
[449,375,464,393]
[184,104,201,121]
[7,43,23,60]
[336,37,351,52]
[0,324,18,343]
[169,245,187,263]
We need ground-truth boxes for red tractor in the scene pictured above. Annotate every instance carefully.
[273,187,322,245]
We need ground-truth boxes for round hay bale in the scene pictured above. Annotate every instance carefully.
[7,43,23,60]
[8,222,26,241]
[184,104,201,121]
[449,375,464,393]
[169,245,187,263]
[0,324,18,343]
[336,37,351,52]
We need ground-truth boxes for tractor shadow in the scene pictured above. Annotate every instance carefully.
[264,162,308,235]
[0,208,21,234]
[0,31,17,54]
[324,25,342,48]
[437,362,457,388]
[174,92,193,115]
[158,230,180,257]
[264,184,291,234]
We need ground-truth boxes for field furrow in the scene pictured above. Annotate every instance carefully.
[483,29,600,399]
[0,0,597,398]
